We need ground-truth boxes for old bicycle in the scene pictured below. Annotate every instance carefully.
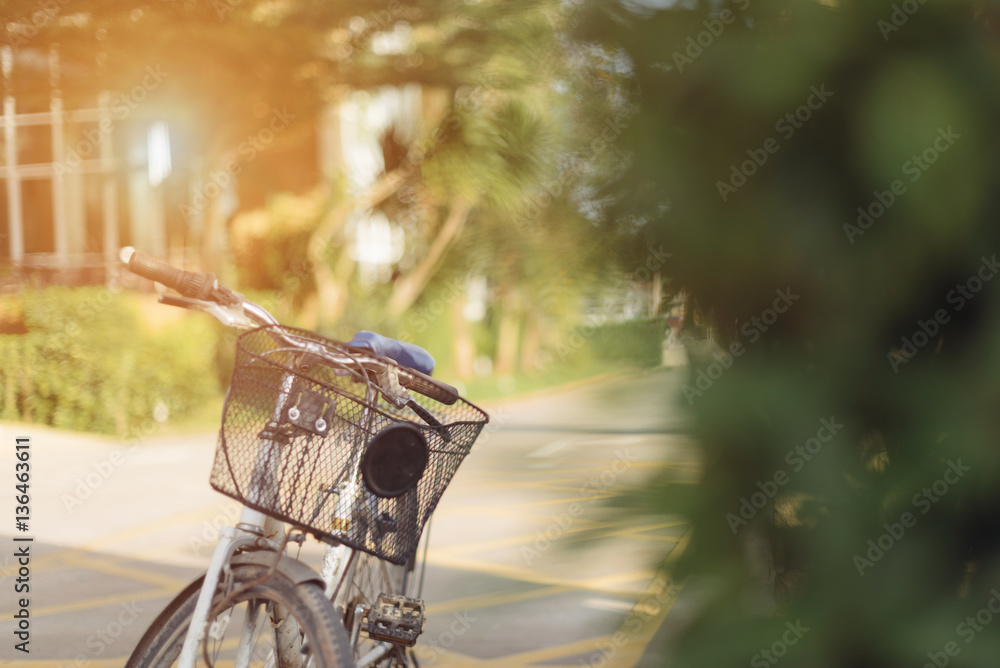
[119,248,489,667]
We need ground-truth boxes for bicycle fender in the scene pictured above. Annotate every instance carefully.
[231,551,325,587]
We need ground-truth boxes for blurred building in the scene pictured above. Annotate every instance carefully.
[0,45,179,287]
[0,36,432,293]
[0,43,322,290]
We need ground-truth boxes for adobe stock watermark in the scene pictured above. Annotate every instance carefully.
[468,406,510,455]
[681,287,799,404]
[725,417,843,534]
[922,588,1000,668]
[213,0,246,19]
[57,601,143,668]
[59,418,162,513]
[843,127,960,244]
[853,459,970,576]
[187,502,243,554]
[521,448,638,565]
[54,66,170,177]
[258,232,345,317]
[180,107,295,221]
[418,611,477,664]
[398,276,467,339]
[671,0,751,73]
[878,0,929,40]
[39,279,126,354]
[750,620,810,667]
[7,0,71,46]
[397,72,501,176]
[716,84,834,202]
[887,254,998,372]
[342,0,410,52]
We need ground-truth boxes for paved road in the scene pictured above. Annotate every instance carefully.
[0,367,699,667]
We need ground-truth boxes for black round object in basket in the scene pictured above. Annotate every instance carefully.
[361,423,429,498]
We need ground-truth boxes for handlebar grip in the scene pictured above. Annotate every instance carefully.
[398,367,460,406]
[122,247,215,300]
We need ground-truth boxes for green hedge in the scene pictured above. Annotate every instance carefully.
[0,287,218,438]
[582,317,665,368]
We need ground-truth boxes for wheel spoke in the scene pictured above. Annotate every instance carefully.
[340,553,409,667]
[234,600,262,667]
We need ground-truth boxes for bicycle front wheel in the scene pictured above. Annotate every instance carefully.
[126,562,352,668]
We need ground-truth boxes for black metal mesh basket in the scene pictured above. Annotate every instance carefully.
[210,325,489,565]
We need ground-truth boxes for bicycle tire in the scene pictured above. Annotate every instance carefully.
[126,562,353,668]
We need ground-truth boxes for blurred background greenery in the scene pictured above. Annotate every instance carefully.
[576,0,1000,666]
[0,0,667,437]
[4,0,1000,665]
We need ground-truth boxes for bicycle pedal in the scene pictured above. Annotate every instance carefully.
[365,594,425,647]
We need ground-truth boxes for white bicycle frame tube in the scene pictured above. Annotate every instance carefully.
[176,525,242,667]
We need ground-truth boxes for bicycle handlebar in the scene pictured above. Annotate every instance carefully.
[397,367,459,406]
[121,247,217,300]
[121,248,460,405]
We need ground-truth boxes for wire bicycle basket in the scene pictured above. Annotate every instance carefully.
[210,325,489,565]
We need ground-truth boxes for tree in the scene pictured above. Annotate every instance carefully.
[581,0,1000,666]
[9,0,638,377]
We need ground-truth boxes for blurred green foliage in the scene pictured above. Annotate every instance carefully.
[0,288,217,438]
[580,0,1000,666]
[584,318,666,369]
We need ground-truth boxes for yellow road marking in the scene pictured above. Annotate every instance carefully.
[518,461,679,477]
[465,461,670,482]
[0,542,118,575]
[483,633,616,666]
[13,500,239,572]
[625,533,682,543]
[412,644,485,667]
[427,530,691,667]
[425,551,656,597]
[459,479,591,493]
[428,519,681,561]
[426,585,570,616]
[584,568,660,591]
[437,504,603,524]
[431,520,610,556]
[615,528,692,667]
[91,502,241,551]
[1,588,172,619]
[4,660,125,667]
[580,520,688,541]
[66,554,191,590]
[518,494,616,508]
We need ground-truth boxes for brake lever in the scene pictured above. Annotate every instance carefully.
[159,294,207,310]
[157,295,255,329]
[405,398,452,444]
[376,366,411,408]
[373,366,452,442]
